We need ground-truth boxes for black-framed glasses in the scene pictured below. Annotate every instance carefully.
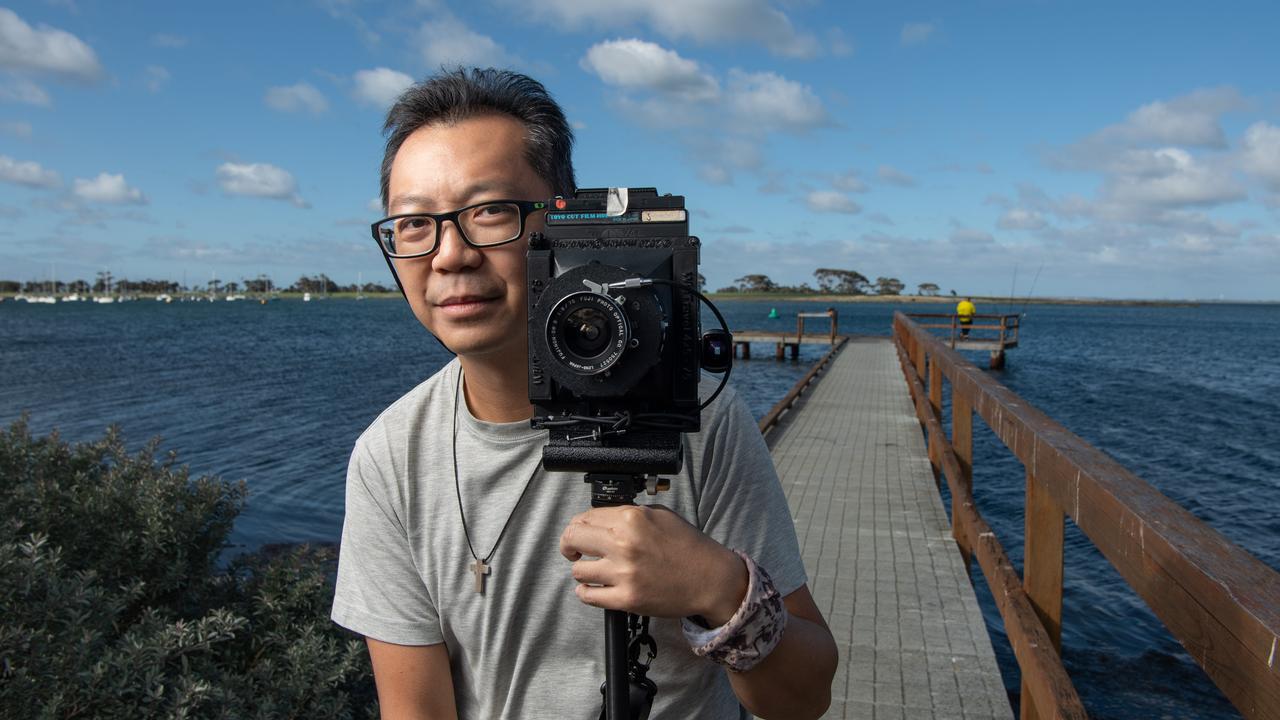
[371,199,547,258]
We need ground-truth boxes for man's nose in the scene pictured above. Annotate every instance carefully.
[432,220,482,271]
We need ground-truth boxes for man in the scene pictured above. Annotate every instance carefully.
[957,297,976,338]
[332,68,837,719]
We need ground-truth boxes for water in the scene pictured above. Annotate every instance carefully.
[2,297,1277,719]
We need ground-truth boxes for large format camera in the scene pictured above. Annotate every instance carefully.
[527,187,731,477]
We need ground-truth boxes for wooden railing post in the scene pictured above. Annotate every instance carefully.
[927,357,943,488]
[951,389,974,570]
[913,337,927,383]
[1021,467,1065,720]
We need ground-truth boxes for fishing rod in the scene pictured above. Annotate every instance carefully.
[1018,263,1044,319]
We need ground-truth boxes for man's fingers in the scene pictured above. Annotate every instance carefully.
[558,514,616,561]
[575,582,628,611]
[571,557,620,586]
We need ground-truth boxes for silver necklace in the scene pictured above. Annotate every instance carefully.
[452,369,541,595]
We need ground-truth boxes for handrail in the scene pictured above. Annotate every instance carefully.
[894,338,1088,720]
[907,312,1020,353]
[796,307,839,344]
[757,337,848,436]
[892,311,1280,720]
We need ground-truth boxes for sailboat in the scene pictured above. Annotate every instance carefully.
[356,272,366,301]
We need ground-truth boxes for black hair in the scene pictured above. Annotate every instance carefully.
[380,67,577,210]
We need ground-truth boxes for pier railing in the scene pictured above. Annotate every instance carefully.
[905,312,1020,349]
[892,311,1280,720]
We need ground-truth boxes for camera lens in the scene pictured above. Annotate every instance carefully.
[545,291,630,375]
[563,307,611,357]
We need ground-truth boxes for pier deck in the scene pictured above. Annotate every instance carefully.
[768,337,1011,720]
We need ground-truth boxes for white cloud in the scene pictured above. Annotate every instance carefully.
[516,0,820,58]
[1092,87,1246,150]
[1101,147,1243,209]
[150,33,188,48]
[0,77,51,106]
[73,172,147,204]
[726,69,827,132]
[144,65,170,93]
[581,39,719,101]
[877,165,916,187]
[998,208,1047,231]
[353,67,414,108]
[265,82,328,114]
[805,190,861,214]
[215,162,308,208]
[1239,122,1280,189]
[901,22,936,46]
[419,18,510,68]
[0,8,102,81]
[0,154,59,187]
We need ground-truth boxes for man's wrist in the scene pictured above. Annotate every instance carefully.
[682,550,789,673]
[699,544,750,627]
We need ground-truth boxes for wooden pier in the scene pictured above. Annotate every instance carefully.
[764,337,1012,719]
[757,314,1280,719]
[734,308,845,360]
[905,313,1020,369]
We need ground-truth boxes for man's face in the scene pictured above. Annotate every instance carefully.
[387,114,552,363]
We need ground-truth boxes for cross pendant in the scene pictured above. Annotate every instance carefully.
[470,559,491,594]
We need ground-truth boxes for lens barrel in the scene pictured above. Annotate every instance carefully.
[546,291,630,375]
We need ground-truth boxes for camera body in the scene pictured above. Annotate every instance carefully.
[527,188,703,475]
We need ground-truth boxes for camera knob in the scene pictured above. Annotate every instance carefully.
[645,476,671,495]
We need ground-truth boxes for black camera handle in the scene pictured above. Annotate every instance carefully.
[588,473,662,720]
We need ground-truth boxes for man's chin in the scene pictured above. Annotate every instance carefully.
[434,330,526,362]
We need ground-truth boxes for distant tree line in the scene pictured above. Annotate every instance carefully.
[0,274,396,295]
[714,268,945,297]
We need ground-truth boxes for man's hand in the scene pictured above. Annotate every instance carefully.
[559,504,748,623]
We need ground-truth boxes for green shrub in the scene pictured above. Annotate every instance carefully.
[0,419,377,719]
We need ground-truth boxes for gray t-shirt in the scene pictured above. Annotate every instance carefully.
[332,359,806,719]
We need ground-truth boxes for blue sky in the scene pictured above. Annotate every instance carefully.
[1,1,1278,300]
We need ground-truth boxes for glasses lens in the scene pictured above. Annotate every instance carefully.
[378,216,436,256]
[460,202,522,246]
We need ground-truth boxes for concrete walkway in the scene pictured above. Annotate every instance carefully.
[768,337,1012,720]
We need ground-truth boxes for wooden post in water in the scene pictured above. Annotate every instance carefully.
[952,390,974,571]
[1021,468,1065,720]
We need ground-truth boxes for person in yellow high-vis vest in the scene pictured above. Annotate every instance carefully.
[956,297,976,338]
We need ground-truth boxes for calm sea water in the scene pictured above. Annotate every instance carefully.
[2,297,1276,719]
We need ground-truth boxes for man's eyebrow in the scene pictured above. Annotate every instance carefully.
[388,182,520,213]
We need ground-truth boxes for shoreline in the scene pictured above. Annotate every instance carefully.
[2,292,1276,307]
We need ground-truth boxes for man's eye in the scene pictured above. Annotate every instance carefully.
[397,217,433,235]
[469,205,516,227]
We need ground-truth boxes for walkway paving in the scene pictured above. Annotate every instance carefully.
[768,337,1013,720]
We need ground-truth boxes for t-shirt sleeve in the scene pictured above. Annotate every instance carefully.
[331,432,443,645]
[693,387,808,597]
